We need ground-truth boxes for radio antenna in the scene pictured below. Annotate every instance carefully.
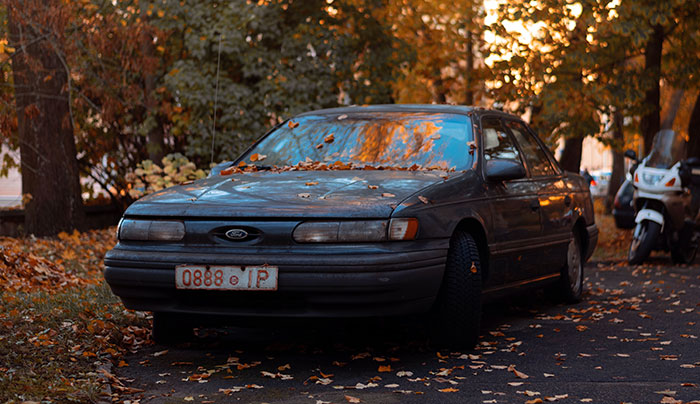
[210,33,223,165]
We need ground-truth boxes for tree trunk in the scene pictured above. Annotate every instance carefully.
[558,136,584,173]
[7,0,84,236]
[606,110,625,213]
[688,92,700,159]
[660,88,684,130]
[640,25,664,155]
[139,7,166,163]
[465,29,474,105]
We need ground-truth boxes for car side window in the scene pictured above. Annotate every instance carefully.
[506,121,556,177]
[481,118,522,163]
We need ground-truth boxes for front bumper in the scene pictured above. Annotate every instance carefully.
[104,240,448,318]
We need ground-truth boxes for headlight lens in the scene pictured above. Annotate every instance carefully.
[642,173,663,185]
[119,219,185,241]
[293,219,418,243]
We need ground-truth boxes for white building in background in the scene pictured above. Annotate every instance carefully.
[580,136,613,172]
[0,169,20,208]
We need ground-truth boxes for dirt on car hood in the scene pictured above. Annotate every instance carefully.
[125,170,451,218]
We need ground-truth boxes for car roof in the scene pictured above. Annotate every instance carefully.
[295,104,517,119]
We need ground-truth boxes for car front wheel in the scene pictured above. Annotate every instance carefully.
[433,231,482,348]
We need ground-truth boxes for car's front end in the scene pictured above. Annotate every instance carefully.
[104,107,476,320]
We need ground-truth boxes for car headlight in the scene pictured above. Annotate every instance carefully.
[293,218,418,243]
[118,219,185,241]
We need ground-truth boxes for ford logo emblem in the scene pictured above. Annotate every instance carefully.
[225,229,248,240]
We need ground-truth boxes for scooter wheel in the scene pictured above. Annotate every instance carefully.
[628,220,660,265]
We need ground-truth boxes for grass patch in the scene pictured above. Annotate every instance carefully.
[0,229,151,403]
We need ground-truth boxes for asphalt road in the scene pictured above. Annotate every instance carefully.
[115,258,700,404]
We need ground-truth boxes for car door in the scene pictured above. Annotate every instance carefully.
[504,119,571,275]
[480,116,543,284]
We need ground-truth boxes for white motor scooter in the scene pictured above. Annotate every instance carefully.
[625,129,700,265]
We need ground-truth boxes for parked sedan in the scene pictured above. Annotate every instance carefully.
[105,105,598,346]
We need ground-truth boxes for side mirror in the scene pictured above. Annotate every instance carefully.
[485,159,526,182]
[208,161,233,177]
[624,149,638,162]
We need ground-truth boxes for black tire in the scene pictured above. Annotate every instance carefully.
[152,312,192,345]
[628,220,660,265]
[433,232,482,348]
[558,231,584,303]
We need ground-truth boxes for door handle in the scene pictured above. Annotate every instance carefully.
[530,199,540,211]
[564,195,572,206]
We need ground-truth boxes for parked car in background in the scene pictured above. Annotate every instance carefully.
[589,169,611,198]
[613,177,635,229]
[104,105,598,347]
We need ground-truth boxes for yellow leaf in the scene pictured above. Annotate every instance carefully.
[157,9,165,17]
[378,365,392,372]
[439,387,459,392]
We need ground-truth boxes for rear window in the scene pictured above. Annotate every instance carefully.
[241,112,474,170]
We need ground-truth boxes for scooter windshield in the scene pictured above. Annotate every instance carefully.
[646,129,687,169]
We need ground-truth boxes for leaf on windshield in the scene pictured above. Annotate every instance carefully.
[324,134,335,143]
[250,153,266,162]
[305,182,318,186]
[288,121,299,129]
[337,114,348,120]
[382,193,395,198]
[368,185,378,189]
[297,193,311,198]
[316,143,324,149]
[238,161,247,168]
[418,196,429,204]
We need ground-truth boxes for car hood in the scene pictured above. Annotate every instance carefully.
[125,170,451,218]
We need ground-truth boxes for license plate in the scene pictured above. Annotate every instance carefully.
[175,265,278,291]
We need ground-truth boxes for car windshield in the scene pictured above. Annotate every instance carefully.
[240,112,473,170]
[646,129,687,169]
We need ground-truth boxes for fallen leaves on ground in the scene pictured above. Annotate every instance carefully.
[0,227,151,402]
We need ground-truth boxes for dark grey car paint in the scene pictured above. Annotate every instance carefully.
[105,105,597,318]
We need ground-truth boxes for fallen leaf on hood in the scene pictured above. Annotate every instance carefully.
[344,395,361,403]
[316,143,324,149]
[250,153,266,162]
[368,185,378,190]
[288,121,299,129]
[418,195,429,204]
[324,134,335,143]
[576,325,588,332]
